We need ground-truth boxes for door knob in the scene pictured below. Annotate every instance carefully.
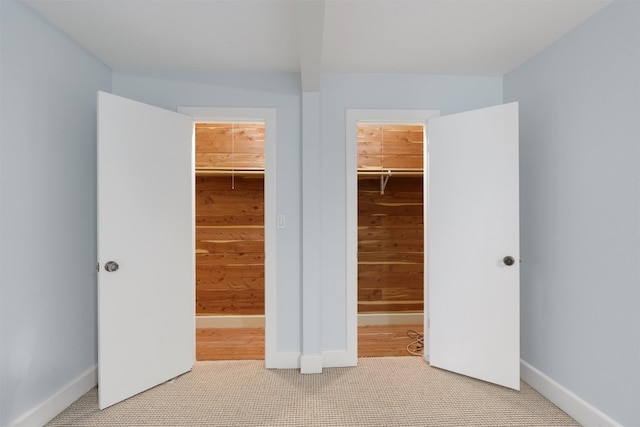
[104,261,119,272]
[503,256,515,266]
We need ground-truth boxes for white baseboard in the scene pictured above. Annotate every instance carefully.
[196,313,423,329]
[265,350,356,371]
[11,365,97,427]
[197,313,420,372]
[322,350,357,368]
[300,354,323,374]
[520,360,621,427]
[265,351,300,369]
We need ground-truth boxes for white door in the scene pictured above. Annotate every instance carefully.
[426,102,520,390]
[97,92,195,409]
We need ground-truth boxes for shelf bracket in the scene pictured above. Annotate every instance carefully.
[380,170,392,195]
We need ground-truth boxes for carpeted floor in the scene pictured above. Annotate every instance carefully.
[47,357,579,426]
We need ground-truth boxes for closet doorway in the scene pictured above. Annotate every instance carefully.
[193,121,267,360]
[356,122,425,357]
[346,105,520,388]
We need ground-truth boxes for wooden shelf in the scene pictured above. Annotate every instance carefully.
[196,168,264,177]
[357,169,423,179]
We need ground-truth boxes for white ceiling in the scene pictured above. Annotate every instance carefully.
[24,0,610,80]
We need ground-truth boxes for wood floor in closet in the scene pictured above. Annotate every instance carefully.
[196,323,424,360]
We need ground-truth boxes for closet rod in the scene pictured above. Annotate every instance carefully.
[195,169,264,176]
[357,170,423,177]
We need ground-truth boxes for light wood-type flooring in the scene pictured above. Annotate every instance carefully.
[196,324,424,360]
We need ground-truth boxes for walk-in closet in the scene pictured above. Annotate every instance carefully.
[194,122,266,360]
[194,121,425,359]
[357,123,425,357]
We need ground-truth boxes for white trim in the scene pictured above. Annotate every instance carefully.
[196,312,421,329]
[10,365,97,427]
[300,355,323,374]
[266,351,301,369]
[301,93,322,368]
[322,350,357,368]
[177,106,277,368]
[521,360,622,427]
[345,109,440,362]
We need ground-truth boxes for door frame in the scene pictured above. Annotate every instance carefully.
[345,109,440,361]
[178,107,277,366]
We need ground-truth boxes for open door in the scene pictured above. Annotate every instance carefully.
[97,92,195,409]
[426,102,520,390]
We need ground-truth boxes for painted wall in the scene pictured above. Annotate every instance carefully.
[504,1,640,425]
[318,74,503,349]
[112,71,303,353]
[0,1,112,426]
[112,72,504,363]
[3,0,636,425]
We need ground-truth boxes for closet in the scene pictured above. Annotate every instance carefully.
[357,123,425,356]
[194,122,265,360]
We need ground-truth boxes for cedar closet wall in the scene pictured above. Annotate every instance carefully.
[357,124,424,317]
[195,123,265,317]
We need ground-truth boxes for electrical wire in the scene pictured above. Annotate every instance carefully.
[406,329,424,356]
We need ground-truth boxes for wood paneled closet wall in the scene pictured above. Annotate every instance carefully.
[195,123,265,316]
[194,122,424,318]
[357,124,424,314]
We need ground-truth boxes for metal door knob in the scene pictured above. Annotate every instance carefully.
[104,261,119,272]
[503,256,515,266]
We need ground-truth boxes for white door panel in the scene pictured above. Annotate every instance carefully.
[427,102,520,390]
[97,92,195,409]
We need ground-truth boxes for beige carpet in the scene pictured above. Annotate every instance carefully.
[47,357,578,426]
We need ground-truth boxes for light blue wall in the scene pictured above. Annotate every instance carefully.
[318,73,503,348]
[0,1,112,426]
[112,71,303,353]
[4,0,637,425]
[111,72,504,357]
[504,1,640,425]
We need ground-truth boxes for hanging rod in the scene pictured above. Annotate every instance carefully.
[358,170,423,177]
[195,169,264,176]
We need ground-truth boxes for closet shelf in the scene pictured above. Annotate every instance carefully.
[196,168,264,177]
[357,169,423,178]
[358,169,424,195]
